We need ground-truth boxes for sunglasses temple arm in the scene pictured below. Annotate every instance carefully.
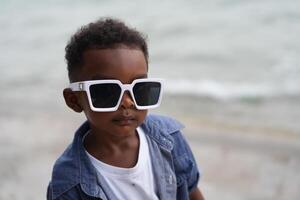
[69,82,84,91]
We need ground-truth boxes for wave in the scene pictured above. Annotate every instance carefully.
[164,79,300,100]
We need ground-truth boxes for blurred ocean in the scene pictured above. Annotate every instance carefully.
[1,0,300,133]
[1,1,300,199]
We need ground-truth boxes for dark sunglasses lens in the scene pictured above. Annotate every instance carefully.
[133,82,161,106]
[90,83,121,108]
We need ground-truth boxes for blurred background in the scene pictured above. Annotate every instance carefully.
[1,0,300,199]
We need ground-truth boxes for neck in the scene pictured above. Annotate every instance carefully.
[83,128,140,167]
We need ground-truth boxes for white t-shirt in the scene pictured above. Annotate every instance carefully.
[85,127,159,200]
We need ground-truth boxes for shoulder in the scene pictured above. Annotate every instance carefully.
[49,122,89,199]
[143,114,200,190]
[48,143,81,199]
[143,114,184,135]
[50,121,90,193]
[142,114,192,156]
[47,182,87,200]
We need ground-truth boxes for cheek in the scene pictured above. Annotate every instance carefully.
[78,92,91,110]
[138,110,148,124]
[78,93,103,122]
[85,111,114,128]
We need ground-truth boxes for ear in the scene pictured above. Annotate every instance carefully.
[63,88,83,113]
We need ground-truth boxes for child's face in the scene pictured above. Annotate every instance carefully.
[75,48,148,137]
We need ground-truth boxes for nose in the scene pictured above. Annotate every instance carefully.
[120,91,135,109]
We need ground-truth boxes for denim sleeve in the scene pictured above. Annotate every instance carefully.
[171,130,200,192]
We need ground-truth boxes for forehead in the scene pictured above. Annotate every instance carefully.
[78,48,148,82]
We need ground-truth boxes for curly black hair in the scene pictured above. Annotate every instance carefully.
[65,18,148,82]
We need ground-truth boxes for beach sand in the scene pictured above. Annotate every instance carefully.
[0,96,299,200]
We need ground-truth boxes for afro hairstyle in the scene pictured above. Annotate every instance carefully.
[65,18,148,82]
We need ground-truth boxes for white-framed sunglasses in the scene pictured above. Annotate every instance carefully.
[69,78,164,112]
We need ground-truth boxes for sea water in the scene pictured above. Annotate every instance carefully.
[0,0,300,133]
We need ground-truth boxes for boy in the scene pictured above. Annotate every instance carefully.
[47,18,204,200]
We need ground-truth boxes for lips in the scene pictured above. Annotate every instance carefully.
[112,115,136,126]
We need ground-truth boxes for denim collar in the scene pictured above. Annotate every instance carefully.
[51,114,183,199]
[141,114,184,150]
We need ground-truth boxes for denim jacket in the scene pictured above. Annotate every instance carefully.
[47,114,200,200]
